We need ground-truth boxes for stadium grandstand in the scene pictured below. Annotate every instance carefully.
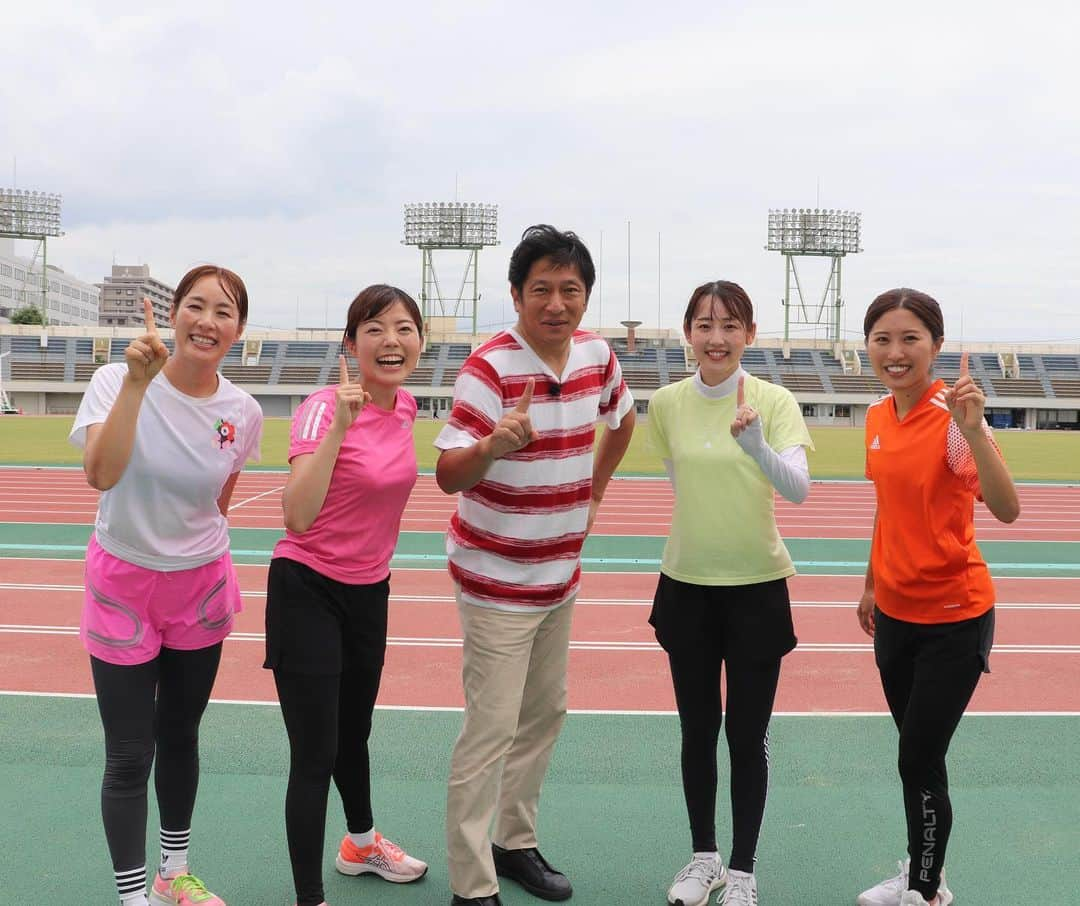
[2,324,1079,430]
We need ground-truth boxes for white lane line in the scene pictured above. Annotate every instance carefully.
[3,580,1080,611]
[228,485,286,512]
[2,582,1079,610]
[1,689,1076,717]
[4,624,1079,654]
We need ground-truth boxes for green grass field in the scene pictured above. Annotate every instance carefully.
[2,415,1078,480]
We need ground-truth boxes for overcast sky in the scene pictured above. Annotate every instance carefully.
[3,0,1078,342]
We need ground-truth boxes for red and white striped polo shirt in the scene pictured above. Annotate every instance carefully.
[434,328,633,612]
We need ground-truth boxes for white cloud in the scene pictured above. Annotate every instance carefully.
[1,0,1077,340]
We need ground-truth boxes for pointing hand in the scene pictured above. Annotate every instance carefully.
[487,377,539,459]
[944,351,984,437]
[332,355,372,431]
[123,298,170,384]
[730,375,759,437]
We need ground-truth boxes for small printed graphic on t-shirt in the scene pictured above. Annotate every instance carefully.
[870,434,881,450]
[214,418,237,449]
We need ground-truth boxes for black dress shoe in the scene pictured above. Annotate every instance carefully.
[492,843,573,901]
[451,895,502,906]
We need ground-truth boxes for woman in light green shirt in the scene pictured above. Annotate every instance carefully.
[649,281,813,906]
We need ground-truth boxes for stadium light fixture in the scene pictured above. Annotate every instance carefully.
[1,187,65,325]
[766,207,863,343]
[402,202,499,335]
[767,208,861,256]
[403,202,498,249]
[0,189,64,238]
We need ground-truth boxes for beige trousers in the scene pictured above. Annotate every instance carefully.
[445,589,575,898]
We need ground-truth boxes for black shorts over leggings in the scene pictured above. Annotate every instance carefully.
[263,557,389,674]
[650,574,796,870]
[650,573,797,662]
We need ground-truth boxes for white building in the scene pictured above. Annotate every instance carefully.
[0,238,100,326]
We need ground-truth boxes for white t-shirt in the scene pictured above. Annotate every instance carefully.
[70,363,263,570]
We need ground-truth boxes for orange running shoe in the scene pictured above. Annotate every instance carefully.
[335,832,428,882]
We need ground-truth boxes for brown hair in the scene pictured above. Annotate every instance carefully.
[343,284,424,348]
[682,280,754,334]
[172,265,248,325]
[863,288,944,341]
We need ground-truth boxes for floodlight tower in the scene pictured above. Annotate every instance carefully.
[402,202,498,335]
[766,208,862,343]
[0,188,64,323]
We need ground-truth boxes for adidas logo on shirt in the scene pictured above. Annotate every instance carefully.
[870,435,881,450]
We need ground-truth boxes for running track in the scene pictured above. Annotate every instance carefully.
[1,468,1078,714]
[3,468,1080,540]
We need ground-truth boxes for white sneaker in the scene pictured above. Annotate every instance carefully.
[719,869,757,906]
[667,852,726,906]
[857,859,953,906]
[857,860,908,906]
[897,888,953,906]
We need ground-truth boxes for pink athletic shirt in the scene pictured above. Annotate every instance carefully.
[272,386,419,584]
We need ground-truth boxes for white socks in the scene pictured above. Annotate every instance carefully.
[115,865,147,906]
[348,827,376,848]
[159,827,190,879]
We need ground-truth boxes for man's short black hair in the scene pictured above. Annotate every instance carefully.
[507,224,596,296]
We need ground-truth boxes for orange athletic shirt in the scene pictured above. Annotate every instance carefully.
[865,379,997,624]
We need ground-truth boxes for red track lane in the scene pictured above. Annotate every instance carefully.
[4,460,1078,714]
[3,589,1077,649]
[2,470,1080,540]
[3,559,1079,712]
[5,633,1079,713]
[3,560,1080,606]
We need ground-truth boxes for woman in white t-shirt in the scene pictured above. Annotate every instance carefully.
[648,281,813,906]
[70,266,262,906]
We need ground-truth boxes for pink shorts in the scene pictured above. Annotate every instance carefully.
[82,535,242,666]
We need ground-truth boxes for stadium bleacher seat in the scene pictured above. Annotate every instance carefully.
[6,333,1080,415]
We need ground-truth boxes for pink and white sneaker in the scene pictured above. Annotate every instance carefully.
[335,832,428,882]
[149,873,225,906]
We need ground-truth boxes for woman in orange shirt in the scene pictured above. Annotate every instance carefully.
[855,289,1019,906]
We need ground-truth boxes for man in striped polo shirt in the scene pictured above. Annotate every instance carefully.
[435,225,636,906]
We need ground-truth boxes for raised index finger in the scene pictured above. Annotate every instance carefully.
[514,378,535,413]
[338,355,351,386]
[959,351,969,377]
[143,298,159,335]
[737,374,745,408]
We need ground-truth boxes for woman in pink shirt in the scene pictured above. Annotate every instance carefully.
[264,285,427,906]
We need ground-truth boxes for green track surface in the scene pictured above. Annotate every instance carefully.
[0,695,1075,904]
[4,523,1080,576]
[4,416,1080,480]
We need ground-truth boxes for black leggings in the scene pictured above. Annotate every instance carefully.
[668,651,782,872]
[90,644,222,874]
[264,558,390,906]
[874,608,990,902]
[273,666,384,906]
